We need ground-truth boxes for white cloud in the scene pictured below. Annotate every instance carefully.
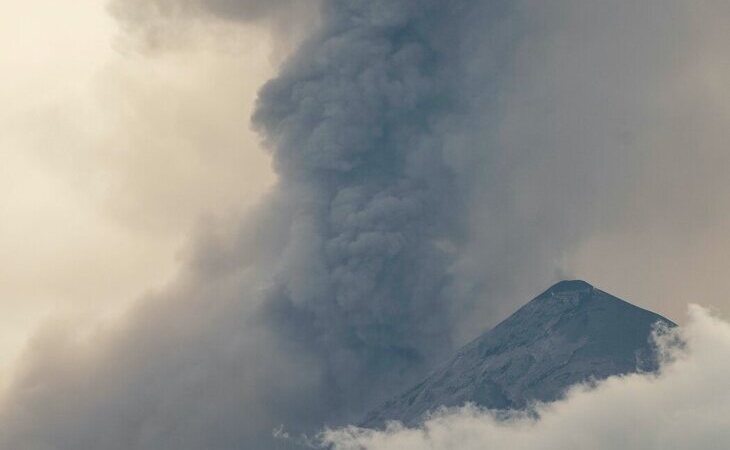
[324,305,730,450]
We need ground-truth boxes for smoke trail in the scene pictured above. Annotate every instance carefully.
[253,0,483,413]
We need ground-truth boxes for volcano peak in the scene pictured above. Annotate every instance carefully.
[362,281,674,427]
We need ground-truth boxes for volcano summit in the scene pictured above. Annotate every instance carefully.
[363,280,675,427]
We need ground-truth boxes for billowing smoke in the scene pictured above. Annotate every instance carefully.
[0,2,490,447]
[253,0,486,412]
[324,306,730,450]
[1,0,729,449]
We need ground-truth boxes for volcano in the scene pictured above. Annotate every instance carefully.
[362,280,675,427]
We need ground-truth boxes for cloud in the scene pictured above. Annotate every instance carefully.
[0,0,278,381]
[108,0,322,56]
[323,306,730,450]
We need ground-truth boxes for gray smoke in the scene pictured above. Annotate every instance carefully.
[1,2,485,447]
[2,0,729,449]
[254,0,480,411]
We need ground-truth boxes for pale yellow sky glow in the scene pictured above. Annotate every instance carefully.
[0,0,276,381]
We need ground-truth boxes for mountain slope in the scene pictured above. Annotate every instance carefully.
[362,280,675,427]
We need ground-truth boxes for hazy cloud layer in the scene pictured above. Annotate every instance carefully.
[324,306,730,450]
[109,0,321,56]
[1,0,729,449]
[111,0,309,23]
[0,0,278,380]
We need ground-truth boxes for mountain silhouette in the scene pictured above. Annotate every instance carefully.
[362,280,675,427]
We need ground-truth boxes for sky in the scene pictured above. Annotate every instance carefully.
[0,0,729,449]
[0,0,277,381]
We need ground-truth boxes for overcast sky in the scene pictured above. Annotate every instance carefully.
[0,0,277,382]
[0,0,729,448]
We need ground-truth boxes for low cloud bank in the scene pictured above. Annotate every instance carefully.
[324,306,730,450]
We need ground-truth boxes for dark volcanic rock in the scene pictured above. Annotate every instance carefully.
[362,280,675,427]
